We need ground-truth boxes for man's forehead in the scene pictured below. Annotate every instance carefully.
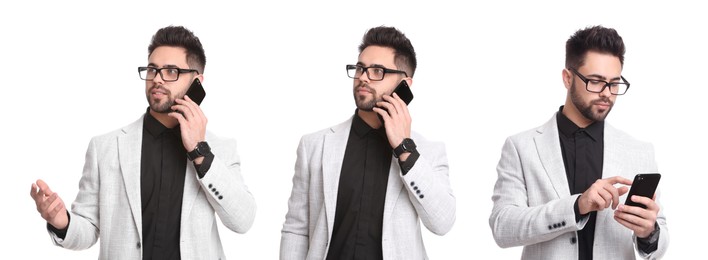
[358,46,397,68]
[148,46,189,66]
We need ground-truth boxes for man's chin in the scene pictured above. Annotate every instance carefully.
[149,103,173,114]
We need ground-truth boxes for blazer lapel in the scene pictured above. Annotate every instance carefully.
[117,116,145,239]
[181,143,201,227]
[383,158,403,224]
[534,115,571,197]
[601,123,625,178]
[322,118,352,237]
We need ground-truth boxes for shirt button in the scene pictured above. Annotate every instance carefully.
[137,242,141,249]
[570,237,577,244]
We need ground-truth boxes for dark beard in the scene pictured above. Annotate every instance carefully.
[570,80,613,122]
[354,84,380,111]
[147,86,175,114]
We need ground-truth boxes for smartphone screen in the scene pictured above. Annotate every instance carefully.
[392,80,413,105]
[185,78,206,105]
[625,173,661,209]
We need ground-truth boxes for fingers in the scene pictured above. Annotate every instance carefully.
[614,203,657,237]
[617,186,630,196]
[184,95,207,121]
[607,176,633,186]
[30,183,39,200]
[36,179,53,195]
[631,195,659,211]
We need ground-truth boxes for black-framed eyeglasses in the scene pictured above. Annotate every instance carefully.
[346,64,408,81]
[568,67,630,95]
[138,66,200,82]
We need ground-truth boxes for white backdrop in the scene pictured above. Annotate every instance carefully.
[2,1,705,259]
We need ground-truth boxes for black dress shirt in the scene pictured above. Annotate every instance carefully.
[327,113,391,260]
[557,107,604,260]
[140,111,187,260]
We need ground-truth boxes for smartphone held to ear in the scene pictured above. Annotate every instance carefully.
[185,78,206,105]
[625,173,661,209]
[392,80,413,105]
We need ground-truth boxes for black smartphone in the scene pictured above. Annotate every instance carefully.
[185,78,206,105]
[625,173,661,209]
[392,80,413,105]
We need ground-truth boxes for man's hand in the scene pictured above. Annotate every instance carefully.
[373,93,412,160]
[169,95,208,163]
[614,195,659,238]
[30,179,69,230]
[578,176,632,215]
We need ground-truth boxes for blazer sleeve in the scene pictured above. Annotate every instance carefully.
[280,136,311,260]
[198,137,256,234]
[489,137,583,248]
[49,138,101,250]
[400,139,456,235]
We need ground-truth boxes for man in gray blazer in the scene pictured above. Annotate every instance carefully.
[280,26,455,259]
[29,26,256,259]
[489,26,668,259]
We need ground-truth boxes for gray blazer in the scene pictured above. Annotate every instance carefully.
[280,117,456,260]
[48,116,257,259]
[489,114,669,259]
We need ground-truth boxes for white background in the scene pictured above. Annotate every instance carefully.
[2,1,705,259]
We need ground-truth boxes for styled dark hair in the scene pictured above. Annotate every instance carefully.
[148,26,206,73]
[565,25,625,69]
[358,26,417,77]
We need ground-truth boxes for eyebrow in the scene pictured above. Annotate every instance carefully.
[586,73,621,81]
[355,62,387,69]
[147,63,181,68]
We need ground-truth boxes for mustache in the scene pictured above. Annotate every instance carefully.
[150,85,171,94]
[592,97,613,105]
[355,82,375,93]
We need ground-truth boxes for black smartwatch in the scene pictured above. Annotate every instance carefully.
[393,138,416,158]
[187,141,211,161]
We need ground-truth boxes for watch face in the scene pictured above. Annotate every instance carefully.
[197,142,210,153]
[403,138,415,151]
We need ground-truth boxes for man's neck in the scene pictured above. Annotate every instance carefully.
[357,109,383,129]
[562,100,593,128]
[149,109,178,129]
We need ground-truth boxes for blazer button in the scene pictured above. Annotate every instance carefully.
[570,237,577,244]
[137,242,141,249]
[413,186,418,190]
[553,223,558,228]
[212,188,217,192]
[561,221,566,226]
[208,184,213,188]
[215,191,220,196]
[410,181,415,186]
[419,194,424,199]
[548,225,552,230]
[218,195,223,200]
[416,190,420,194]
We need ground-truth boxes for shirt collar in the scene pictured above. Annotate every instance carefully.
[556,106,604,141]
[143,107,180,138]
[352,109,386,138]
